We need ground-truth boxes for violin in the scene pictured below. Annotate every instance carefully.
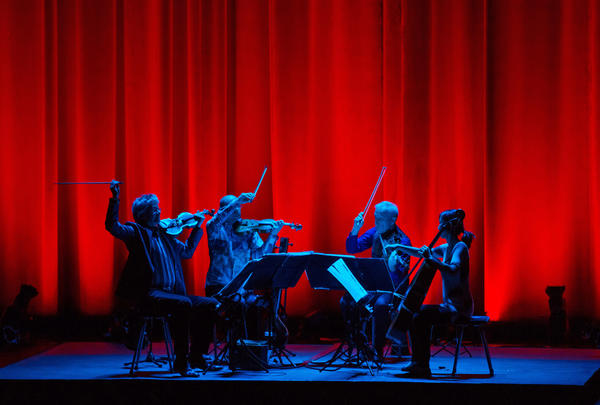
[233,219,302,234]
[159,209,215,236]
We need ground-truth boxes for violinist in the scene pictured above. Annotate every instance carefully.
[204,193,284,293]
[343,201,412,358]
[105,180,219,376]
[204,193,284,338]
[394,209,474,377]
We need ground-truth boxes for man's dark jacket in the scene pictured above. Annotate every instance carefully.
[105,198,203,301]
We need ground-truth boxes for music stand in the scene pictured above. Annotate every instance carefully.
[246,253,310,367]
[215,263,268,372]
[217,253,311,370]
[306,254,393,375]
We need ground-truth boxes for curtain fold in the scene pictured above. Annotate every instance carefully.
[0,0,597,320]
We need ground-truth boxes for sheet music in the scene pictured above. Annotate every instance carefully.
[327,258,368,303]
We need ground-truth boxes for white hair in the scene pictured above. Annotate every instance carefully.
[374,201,399,219]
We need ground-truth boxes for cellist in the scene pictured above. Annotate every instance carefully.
[390,209,474,377]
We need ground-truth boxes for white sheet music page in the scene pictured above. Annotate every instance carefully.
[327,258,368,303]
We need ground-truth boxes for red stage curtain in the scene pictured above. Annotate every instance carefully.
[0,0,598,321]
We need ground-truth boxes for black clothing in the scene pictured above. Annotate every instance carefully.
[434,241,473,316]
[105,197,202,301]
[144,289,216,367]
[106,197,217,366]
[409,304,456,366]
[409,241,473,368]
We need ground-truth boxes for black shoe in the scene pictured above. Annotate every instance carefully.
[173,364,201,377]
[401,362,431,378]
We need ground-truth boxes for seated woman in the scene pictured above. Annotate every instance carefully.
[392,209,474,377]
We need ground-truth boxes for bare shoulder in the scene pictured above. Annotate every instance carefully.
[454,241,469,257]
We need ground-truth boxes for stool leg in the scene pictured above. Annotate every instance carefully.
[165,318,175,371]
[479,327,494,376]
[130,320,147,376]
[161,318,173,372]
[452,326,464,376]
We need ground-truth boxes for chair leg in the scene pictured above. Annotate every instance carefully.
[479,327,494,376]
[130,320,147,376]
[161,318,174,372]
[452,326,464,376]
[211,324,218,362]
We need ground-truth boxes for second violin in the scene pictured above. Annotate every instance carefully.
[234,219,302,234]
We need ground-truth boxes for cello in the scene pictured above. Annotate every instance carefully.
[385,230,442,343]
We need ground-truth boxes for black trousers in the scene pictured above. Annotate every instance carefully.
[409,304,457,367]
[145,289,218,367]
[340,291,408,354]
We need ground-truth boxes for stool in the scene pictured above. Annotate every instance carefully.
[451,315,494,376]
[127,316,174,376]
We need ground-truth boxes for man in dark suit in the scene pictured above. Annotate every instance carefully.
[106,180,219,376]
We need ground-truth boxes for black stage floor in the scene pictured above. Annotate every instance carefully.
[0,342,598,404]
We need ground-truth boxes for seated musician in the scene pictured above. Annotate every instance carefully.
[105,180,219,376]
[395,209,474,377]
[343,201,412,357]
[204,193,284,337]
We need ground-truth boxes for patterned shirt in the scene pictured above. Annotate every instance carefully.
[205,203,278,288]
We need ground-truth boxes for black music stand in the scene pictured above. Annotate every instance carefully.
[245,253,310,367]
[216,253,310,370]
[305,254,393,375]
[215,265,268,372]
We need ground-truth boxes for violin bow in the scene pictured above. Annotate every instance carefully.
[363,166,387,217]
[55,181,123,185]
[253,166,268,197]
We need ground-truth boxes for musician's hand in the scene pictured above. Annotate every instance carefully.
[388,251,400,272]
[351,212,364,236]
[271,220,285,235]
[238,192,255,205]
[418,245,431,259]
[110,179,120,199]
[388,250,409,272]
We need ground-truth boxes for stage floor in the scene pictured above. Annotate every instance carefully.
[0,342,599,404]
